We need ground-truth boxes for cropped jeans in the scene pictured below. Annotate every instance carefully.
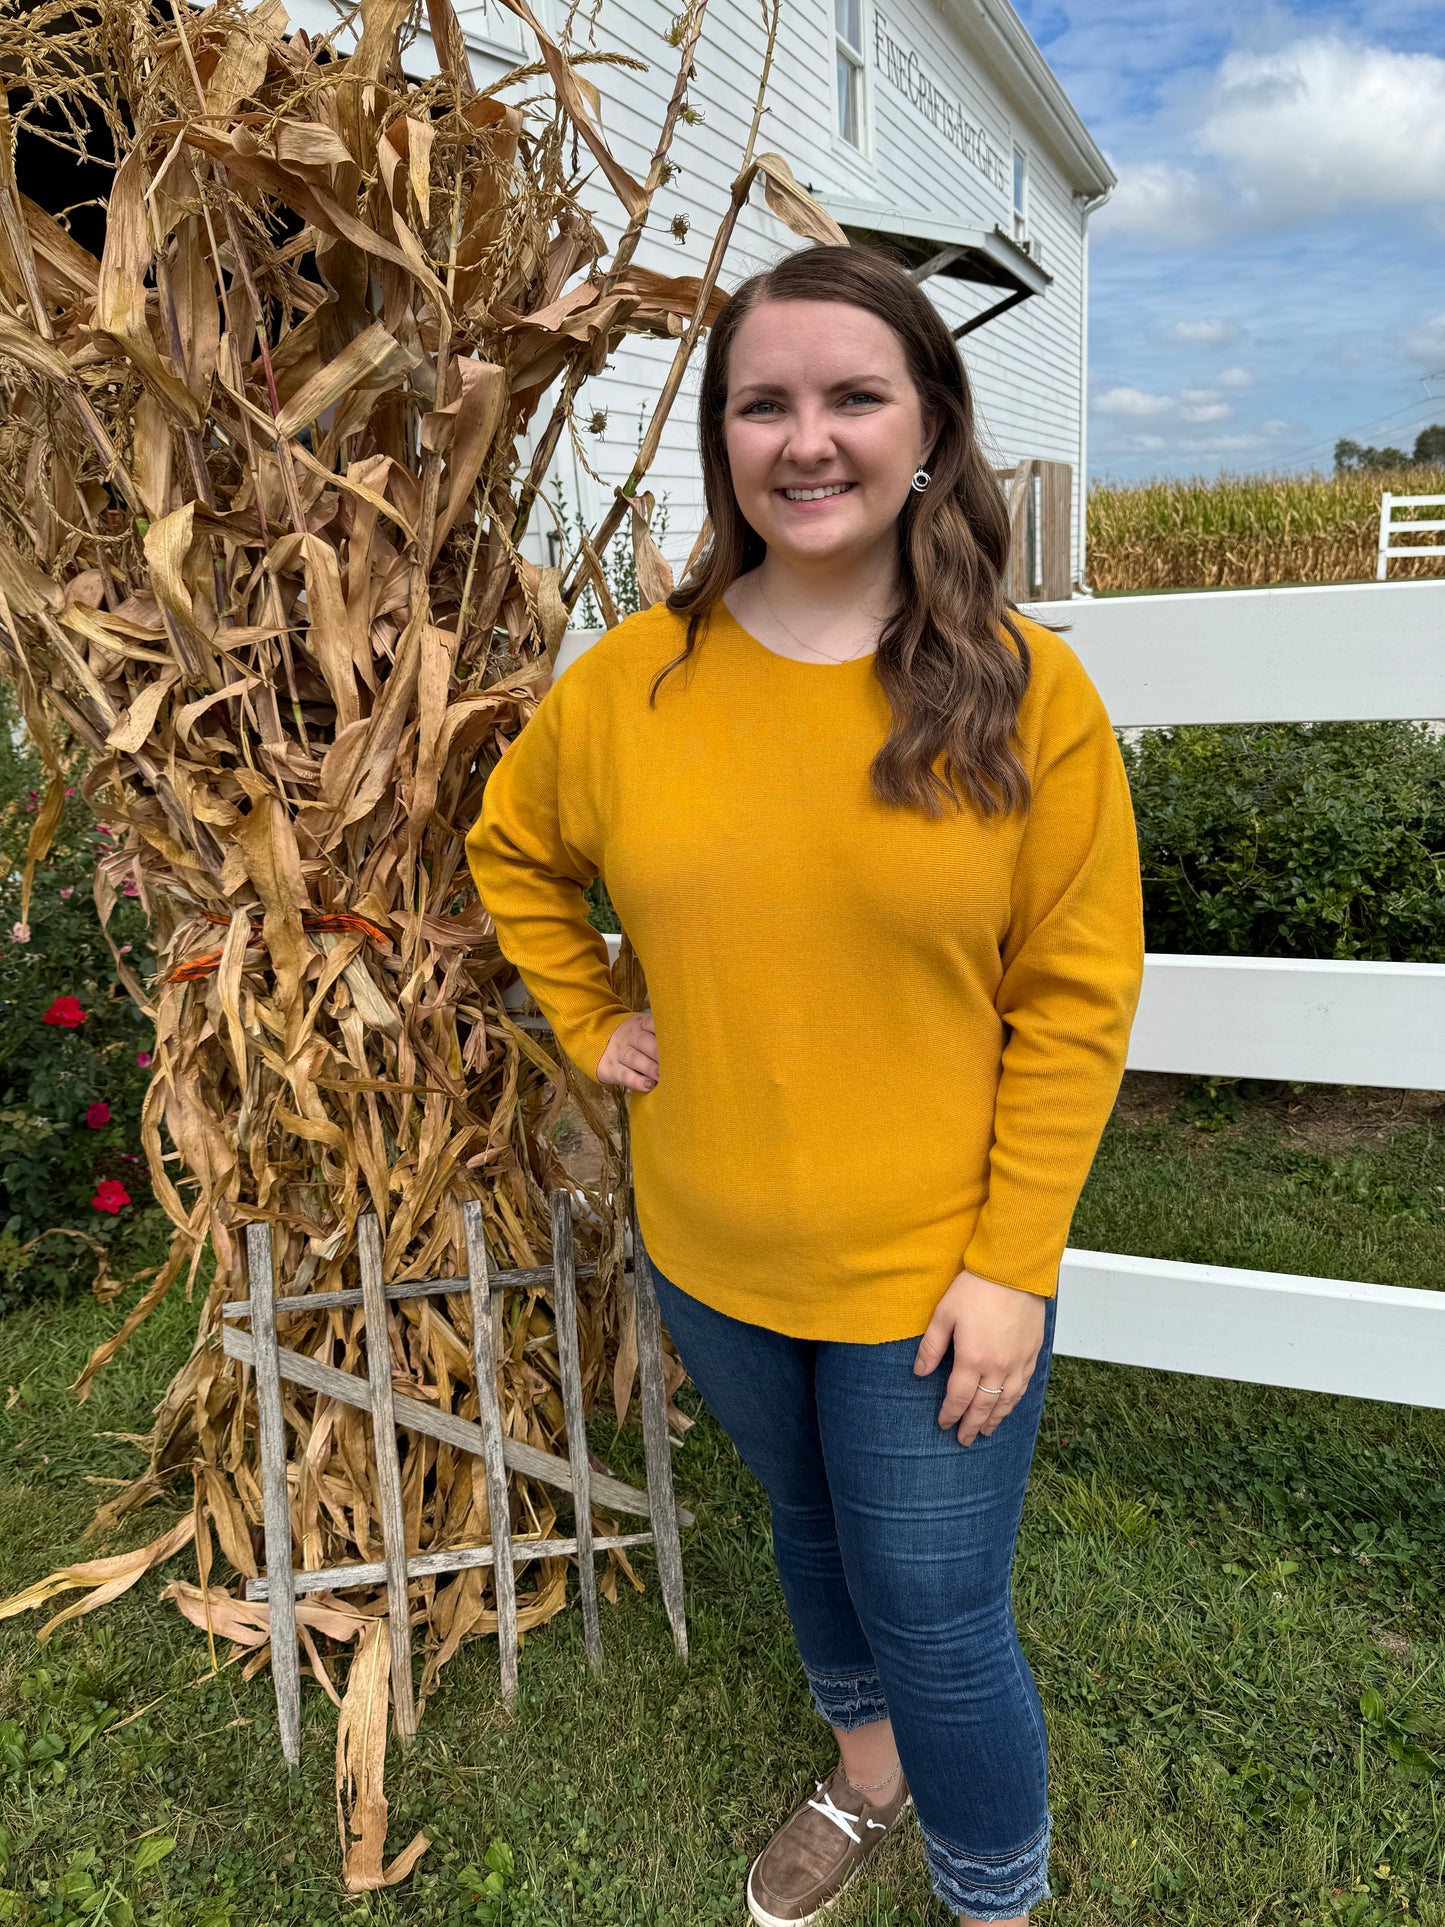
[647,1253,1057,1923]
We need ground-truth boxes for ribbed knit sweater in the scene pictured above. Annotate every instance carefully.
[466,598,1144,1343]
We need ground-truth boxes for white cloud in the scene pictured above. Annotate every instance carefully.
[1093,383,1234,426]
[1165,318,1241,345]
[1096,34,1445,241]
[1096,161,1223,243]
[1199,37,1445,221]
[1403,313,1445,367]
[1093,385,1175,416]
[1217,366,1253,388]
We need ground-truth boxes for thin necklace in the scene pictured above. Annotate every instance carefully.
[755,578,881,664]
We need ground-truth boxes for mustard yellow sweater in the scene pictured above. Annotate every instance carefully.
[466,599,1144,1343]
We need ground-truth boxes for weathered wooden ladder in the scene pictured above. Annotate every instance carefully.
[220,1188,689,1766]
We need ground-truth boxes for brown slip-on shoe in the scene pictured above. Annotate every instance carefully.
[745,1759,912,1926]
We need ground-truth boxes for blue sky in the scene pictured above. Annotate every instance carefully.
[1009,0,1445,479]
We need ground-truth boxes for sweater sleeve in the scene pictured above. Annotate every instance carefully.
[465,677,632,1082]
[961,654,1145,1298]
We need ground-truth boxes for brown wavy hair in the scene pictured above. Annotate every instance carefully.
[655,242,1032,819]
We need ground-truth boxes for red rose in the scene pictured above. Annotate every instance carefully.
[86,1101,111,1129]
[92,1179,131,1215]
[42,996,86,1028]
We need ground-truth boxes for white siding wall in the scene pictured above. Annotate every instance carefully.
[284,0,1093,586]
[826,0,1089,578]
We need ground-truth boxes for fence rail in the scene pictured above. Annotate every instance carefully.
[1027,578,1445,726]
[1123,955,1445,1092]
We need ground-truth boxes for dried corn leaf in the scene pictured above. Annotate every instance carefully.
[0,0,795,1844]
[0,1515,196,1639]
[336,1617,432,1890]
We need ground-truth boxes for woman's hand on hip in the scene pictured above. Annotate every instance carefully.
[913,1268,1046,1446]
[596,1011,659,1092]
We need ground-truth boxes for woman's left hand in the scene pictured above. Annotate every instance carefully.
[912,1269,1047,1446]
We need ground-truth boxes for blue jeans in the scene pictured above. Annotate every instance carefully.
[647,1256,1057,1922]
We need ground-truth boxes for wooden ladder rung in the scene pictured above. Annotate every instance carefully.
[245,1531,657,1601]
[242,1172,688,1766]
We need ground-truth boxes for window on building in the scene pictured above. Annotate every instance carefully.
[1012,145,1030,244]
[835,0,865,149]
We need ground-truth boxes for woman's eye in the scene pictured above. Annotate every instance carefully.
[739,393,883,416]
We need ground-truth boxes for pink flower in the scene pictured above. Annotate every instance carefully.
[86,1101,111,1129]
[64,787,75,797]
[136,1050,152,1068]
[42,996,86,1028]
[92,1179,131,1214]
[10,922,29,944]
[118,944,132,955]
[59,886,74,900]
[122,879,140,898]
[95,826,112,840]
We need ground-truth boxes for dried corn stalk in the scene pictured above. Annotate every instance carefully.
[0,0,842,1761]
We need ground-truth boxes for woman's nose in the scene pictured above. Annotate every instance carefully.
[783,408,839,463]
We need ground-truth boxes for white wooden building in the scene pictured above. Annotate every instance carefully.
[290,0,1114,591]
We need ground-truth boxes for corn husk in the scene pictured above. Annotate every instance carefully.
[0,0,844,1867]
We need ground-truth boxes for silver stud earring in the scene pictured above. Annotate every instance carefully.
[910,467,931,491]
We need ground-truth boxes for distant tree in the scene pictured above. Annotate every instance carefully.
[1335,437,1413,473]
[1413,423,1445,464]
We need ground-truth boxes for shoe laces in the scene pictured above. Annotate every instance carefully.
[806,1782,886,1846]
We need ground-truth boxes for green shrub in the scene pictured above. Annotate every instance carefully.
[1120,721,1445,961]
[0,685,158,1311]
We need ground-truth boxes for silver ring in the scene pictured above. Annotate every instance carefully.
[979,1385,1004,1397]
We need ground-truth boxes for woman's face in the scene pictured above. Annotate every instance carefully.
[722,297,940,566]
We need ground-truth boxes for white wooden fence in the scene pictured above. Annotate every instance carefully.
[552,578,1445,1408]
[1377,491,1445,580]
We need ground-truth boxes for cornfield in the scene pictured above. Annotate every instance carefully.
[1086,466,1445,593]
[0,0,847,1884]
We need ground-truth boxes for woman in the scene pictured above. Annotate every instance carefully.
[467,243,1144,1926]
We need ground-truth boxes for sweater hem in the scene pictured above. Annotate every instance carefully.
[636,1249,944,1345]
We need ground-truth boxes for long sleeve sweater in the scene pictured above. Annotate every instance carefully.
[466,598,1145,1344]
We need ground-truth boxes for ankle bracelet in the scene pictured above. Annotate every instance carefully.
[844,1758,901,1796]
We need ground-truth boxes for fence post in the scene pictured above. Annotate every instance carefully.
[245,1222,302,1767]
[1377,491,1394,580]
[1039,461,1073,599]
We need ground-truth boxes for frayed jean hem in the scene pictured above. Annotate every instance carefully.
[801,1661,890,1733]
[919,1814,1051,1920]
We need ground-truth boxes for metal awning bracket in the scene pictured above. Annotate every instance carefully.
[953,285,1031,338]
[908,244,969,283]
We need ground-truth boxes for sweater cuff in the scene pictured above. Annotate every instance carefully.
[543,998,634,1084]
[960,1233,1060,1300]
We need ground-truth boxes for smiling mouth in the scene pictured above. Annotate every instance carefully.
[778,482,856,501]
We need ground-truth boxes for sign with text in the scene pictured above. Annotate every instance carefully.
[872,12,1009,195]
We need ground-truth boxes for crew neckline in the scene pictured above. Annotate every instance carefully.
[712,597,878,671]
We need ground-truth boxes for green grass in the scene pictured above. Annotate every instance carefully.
[2,1077,1444,1925]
